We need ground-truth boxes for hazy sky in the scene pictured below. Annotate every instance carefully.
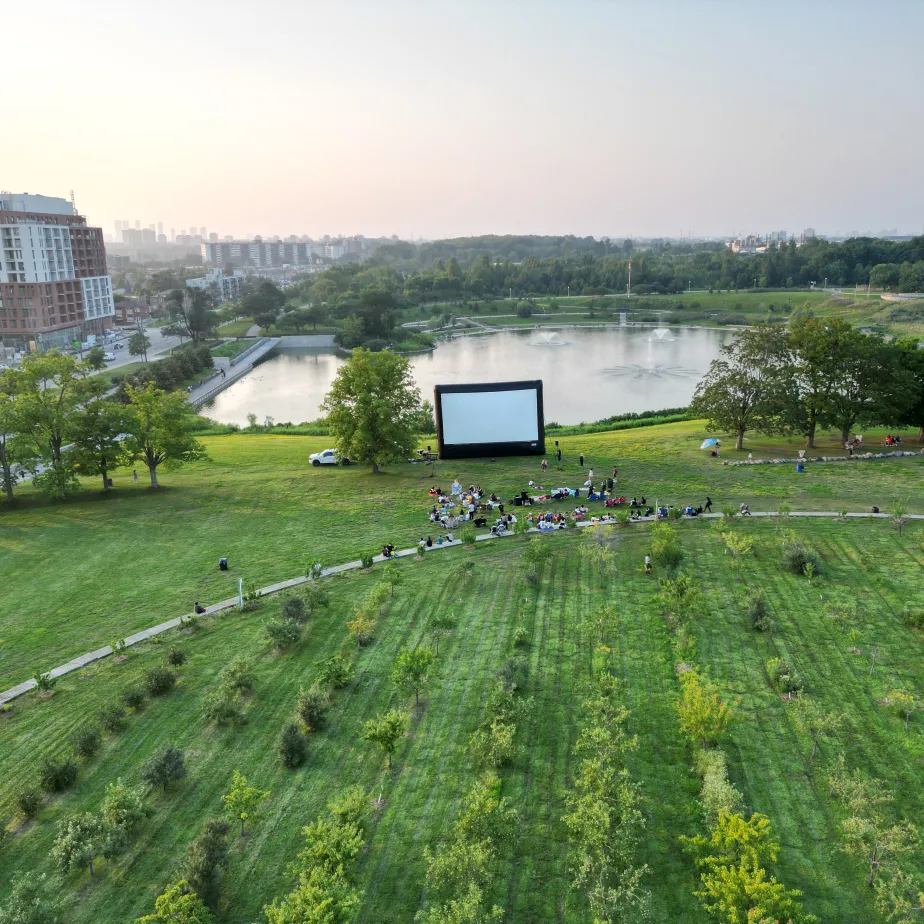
[7,0,924,240]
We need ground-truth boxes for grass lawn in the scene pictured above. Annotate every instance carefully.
[211,339,257,360]
[217,318,255,337]
[0,521,920,922]
[1,422,922,693]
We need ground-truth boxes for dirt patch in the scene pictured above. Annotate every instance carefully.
[676,663,694,674]
[37,690,55,700]
[113,655,129,664]
[847,646,864,655]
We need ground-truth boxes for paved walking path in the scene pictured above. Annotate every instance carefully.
[2,509,921,706]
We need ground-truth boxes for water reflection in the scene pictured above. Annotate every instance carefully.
[202,327,734,427]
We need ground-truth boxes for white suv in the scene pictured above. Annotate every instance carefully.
[309,448,350,466]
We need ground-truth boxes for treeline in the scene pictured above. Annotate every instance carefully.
[291,236,924,308]
[691,316,924,448]
[113,343,213,398]
[0,353,206,504]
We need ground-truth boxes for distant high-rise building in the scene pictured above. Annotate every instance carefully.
[157,222,163,236]
[134,220,140,230]
[803,228,816,240]
[114,220,122,235]
[0,192,115,348]
[170,228,176,241]
[209,232,218,242]
[199,226,207,238]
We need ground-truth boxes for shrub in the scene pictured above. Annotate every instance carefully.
[16,787,43,818]
[281,595,307,623]
[279,723,307,769]
[461,526,477,547]
[72,727,102,759]
[746,590,774,632]
[651,523,683,571]
[614,509,631,527]
[694,749,744,824]
[297,686,328,732]
[39,756,79,793]
[218,658,254,694]
[167,647,187,667]
[360,552,375,569]
[900,607,924,631]
[668,505,683,521]
[122,686,147,711]
[202,686,245,727]
[97,704,127,733]
[145,666,178,697]
[766,657,804,696]
[315,654,354,690]
[782,538,822,577]
[242,580,262,610]
[264,618,301,650]
[182,819,231,907]
[513,625,530,647]
[499,656,529,694]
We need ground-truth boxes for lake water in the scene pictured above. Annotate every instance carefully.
[202,326,735,427]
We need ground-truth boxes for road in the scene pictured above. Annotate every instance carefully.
[97,325,185,372]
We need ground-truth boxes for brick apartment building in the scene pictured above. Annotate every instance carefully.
[0,192,115,350]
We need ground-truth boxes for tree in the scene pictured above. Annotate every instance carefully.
[429,611,457,656]
[52,812,106,876]
[0,872,66,924]
[691,326,791,450]
[0,371,24,506]
[135,880,213,924]
[141,744,186,791]
[321,348,421,473]
[893,337,924,441]
[100,778,152,856]
[684,811,812,924]
[887,691,918,732]
[165,289,218,343]
[793,698,842,762]
[124,384,207,487]
[304,304,329,332]
[382,564,403,597]
[129,331,152,363]
[829,770,917,889]
[361,709,405,768]
[182,820,231,907]
[677,671,733,749]
[11,353,91,498]
[69,379,132,492]
[392,647,436,706]
[222,770,269,837]
[86,346,106,371]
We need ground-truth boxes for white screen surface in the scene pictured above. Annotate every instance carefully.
[440,389,540,445]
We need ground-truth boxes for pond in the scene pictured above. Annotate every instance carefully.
[201,326,735,427]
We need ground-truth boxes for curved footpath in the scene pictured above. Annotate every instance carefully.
[2,509,920,707]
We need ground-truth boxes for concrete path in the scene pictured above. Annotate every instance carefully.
[2,509,921,706]
[245,324,261,337]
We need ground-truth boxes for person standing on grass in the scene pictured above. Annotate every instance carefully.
[541,458,548,473]
[556,448,562,463]
[133,469,139,484]
[579,453,585,467]
[645,555,652,574]
[612,466,618,482]
[588,468,594,482]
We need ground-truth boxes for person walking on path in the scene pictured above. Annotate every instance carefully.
[704,496,712,513]
[579,453,585,468]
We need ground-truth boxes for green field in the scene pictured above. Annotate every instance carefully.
[1,423,922,693]
[217,318,255,337]
[210,339,257,359]
[1,520,921,921]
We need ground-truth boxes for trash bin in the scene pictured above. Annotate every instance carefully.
[219,558,228,571]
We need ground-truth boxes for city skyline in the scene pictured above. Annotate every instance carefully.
[6,0,924,240]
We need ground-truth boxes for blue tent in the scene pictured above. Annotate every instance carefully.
[700,438,719,449]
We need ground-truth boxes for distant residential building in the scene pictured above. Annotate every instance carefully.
[186,268,244,302]
[325,243,346,260]
[803,228,816,240]
[202,239,318,268]
[0,192,115,349]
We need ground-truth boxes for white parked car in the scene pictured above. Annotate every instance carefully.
[103,352,116,362]
[309,448,350,466]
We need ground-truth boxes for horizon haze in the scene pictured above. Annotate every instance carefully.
[6,0,924,240]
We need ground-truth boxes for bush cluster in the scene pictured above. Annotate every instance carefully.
[115,344,213,399]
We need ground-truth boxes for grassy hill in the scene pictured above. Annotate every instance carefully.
[0,522,921,921]
[1,423,921,693]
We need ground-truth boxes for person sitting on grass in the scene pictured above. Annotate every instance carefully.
[445,531,454,543]
[644,507,654,517]
[739,503,751,516]
[382,543,396,558]
[195,602,207,614]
